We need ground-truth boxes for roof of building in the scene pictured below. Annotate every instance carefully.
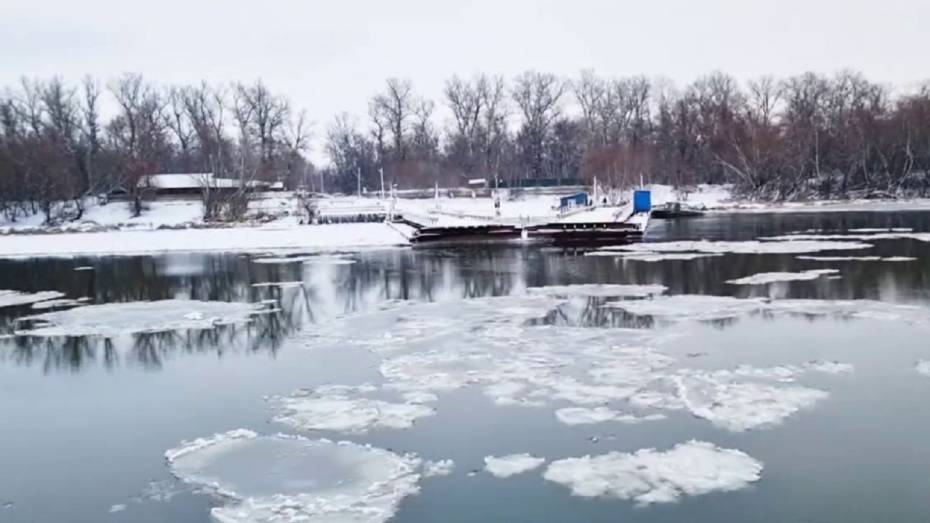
[139,173,265,190]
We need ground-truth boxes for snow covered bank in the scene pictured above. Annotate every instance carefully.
[0,222,412,258]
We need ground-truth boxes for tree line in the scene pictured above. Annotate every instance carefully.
[329,70,930,200]
[2,70,930,224]
[0,74,309,223]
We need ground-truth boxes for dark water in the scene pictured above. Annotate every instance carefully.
[2,211,930,523]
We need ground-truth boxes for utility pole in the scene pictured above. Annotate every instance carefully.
[356,166,361,199]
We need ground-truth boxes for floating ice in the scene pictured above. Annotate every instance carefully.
[166,429,422,523]
[804,360,855,374]
[606,295,767,322]
[762,232,930,242]
[916,360,930,378]
[673,372,828,432]
[251,281,305,288]
[484,453,546,478]
[543,441,762,505]
[725,269,839,285]
[253,254,356,265]
[268,385,435,433]
[796,255,914,262]
[527,284,667,298]
[423,459,455,477]
[16,300,262,337]
[73,266,94,271]
[555,407,665,426]
[29,298,84,310]
[587,252,724,262]
[108,504,126,513]
[601,240,873,255]
[0,289,65,309]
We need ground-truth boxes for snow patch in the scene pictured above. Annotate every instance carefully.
[543,441,762,505]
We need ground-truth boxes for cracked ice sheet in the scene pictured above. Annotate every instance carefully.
[484,454,546,478]
[543,441,762,505]
[267,384,435,433]
[0,289,65,309]
[166,429,422,523]
[726,269,839,285]
[16,300,262,337]
[599,239,873,255]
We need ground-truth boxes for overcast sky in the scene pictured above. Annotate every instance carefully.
[3,0,928,161]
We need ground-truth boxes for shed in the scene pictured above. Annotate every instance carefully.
[559,192,589,211]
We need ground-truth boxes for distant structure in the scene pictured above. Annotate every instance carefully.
[124,173,277,198]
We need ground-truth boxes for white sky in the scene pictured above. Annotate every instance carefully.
[3,0,928,163]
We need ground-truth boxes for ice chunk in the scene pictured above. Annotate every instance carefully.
[108,504,126,513]
[253,254,356,265]
[602,240,873,255]
[916,360,930,378]
[543,441,762,505]
[423,459,455,477]
[29,298,84,310]
[586,252,723,262]
[484,453,546,478]
[268,386,435,433]
[555,407,665,426]
[796,256,881,262]
[804,360,854,374]
[16,300,262,337]
[726,269,839,285]
[250,281,305,288]
[673,373,828,432]
[606,295,767,322]
[73,266,94,271]
[0,289,66,309]
[527,284,667,298]
[166,430,422,523]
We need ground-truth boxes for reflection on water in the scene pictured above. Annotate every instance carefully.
[1,210,930,373]
[1,211,930,523]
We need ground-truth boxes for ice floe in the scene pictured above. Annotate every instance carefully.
[606,295,768,322]
[796,255,916,262]
[526,284,667,298]
[250,281,305,288]
[543,441,762,505]
[29,298,84,310]
[555,407,665,426]
[599,239,873,255]
[16,300,263,337]
[673,372,828,431]
[916,360,930,378]
[586,252,723,262]
[166,429,422,523]
[0,289,66,309]
[267,384,435,433]
[725,269,839,285]
[423,459,455,477]
[484,453,546,477]
[253,254,357,265]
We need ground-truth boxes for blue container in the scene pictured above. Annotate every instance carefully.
[559,192,589,210]
[633,190,652,213]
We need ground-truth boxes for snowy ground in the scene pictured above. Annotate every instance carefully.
[5,184,930,258]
